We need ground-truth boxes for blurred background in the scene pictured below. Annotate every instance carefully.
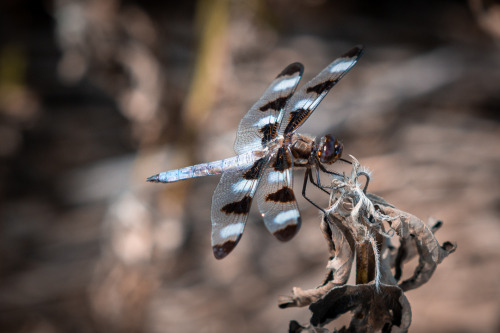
[0,0,499,332]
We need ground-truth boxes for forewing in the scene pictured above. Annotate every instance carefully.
[234,62,304,155]
[211,156,269,259]
[255,148,301,241]
[278,45,364,136]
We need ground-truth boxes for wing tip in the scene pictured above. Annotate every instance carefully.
[212,238,240,259]
[277,62,304,78]
[342,45,364,59]
[273,219,301,242]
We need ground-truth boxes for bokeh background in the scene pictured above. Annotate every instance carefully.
[1,0,499,332]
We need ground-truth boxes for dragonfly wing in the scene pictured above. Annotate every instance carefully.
[211,155,269,259]
[278,46,364,136]
[255,147,301,241]
[234,62,304,154]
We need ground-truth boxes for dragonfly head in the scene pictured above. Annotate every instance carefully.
[317,135,343,164]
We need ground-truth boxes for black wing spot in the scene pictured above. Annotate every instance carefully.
[273,222,300,242]
[306,79,337,95]
[221,195,252,215]
[277,62,304,78]
[243,157,266,180]
[272,148,292,171]
[284,109,308,135]
[213,238,241,259]
[259,95,290,112]
[341,45,364,58]
[266,187,295,203]
[259,122,278,146]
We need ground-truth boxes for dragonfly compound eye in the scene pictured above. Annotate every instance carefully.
[318,135,343,164]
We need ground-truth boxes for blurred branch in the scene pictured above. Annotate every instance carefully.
[469,0,500,41]
[183,0,229,139]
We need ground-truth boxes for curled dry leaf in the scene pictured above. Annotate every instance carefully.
[309,284,410,331]
[279,215,355,309]
[376,205,456,291]
[281,156,456,332]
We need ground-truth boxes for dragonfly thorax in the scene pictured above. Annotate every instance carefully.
[317,134,343,164]
[290,133,315,165]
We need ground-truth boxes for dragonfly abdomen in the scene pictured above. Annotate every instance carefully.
[147,151,263,183]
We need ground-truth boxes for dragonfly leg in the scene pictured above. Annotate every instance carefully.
[313,159,345,191]
[339,157,352,165]
[302,168,332,218]
[302,168,337,230]
[317,160,342,178]
[308,167,329,195]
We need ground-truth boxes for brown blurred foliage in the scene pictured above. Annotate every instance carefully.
[0,0,499,332]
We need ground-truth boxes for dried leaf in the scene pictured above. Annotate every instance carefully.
[309,284,411,332]
[375,205,457,291]
[279,215,355,308]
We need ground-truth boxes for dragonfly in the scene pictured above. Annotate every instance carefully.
[148,45,363,259]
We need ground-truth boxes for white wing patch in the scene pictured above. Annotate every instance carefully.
[273,77,300,92]
[329,59,356,73]
[267,169,290,184]
[309,97,322,110]
[232,179,252,193]
[274,210,300,225]
[220,223,245,238]
[254,115,278,128]
[294,98,309,109]
[294,97,321,111]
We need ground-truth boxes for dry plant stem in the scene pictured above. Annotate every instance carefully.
[355,241,375,285]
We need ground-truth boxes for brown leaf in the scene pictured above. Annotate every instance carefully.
[376,206,457,291]
[309,284,411,332]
